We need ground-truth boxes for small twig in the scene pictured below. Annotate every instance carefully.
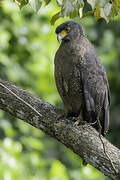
[0,83,42,117]
[97,107,118,175]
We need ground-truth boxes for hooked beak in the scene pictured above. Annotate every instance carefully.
[57,34,63,43]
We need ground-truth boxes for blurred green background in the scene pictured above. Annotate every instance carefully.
[0,0,120,179]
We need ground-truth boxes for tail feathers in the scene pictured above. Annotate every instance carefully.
[101,91,109,136]
[103,107,109,136]
[104,90,109,135]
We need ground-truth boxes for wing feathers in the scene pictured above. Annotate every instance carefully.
[81,57,110,135]
[103,90,109,134]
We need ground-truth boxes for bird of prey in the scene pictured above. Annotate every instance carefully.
[54,21,110,136]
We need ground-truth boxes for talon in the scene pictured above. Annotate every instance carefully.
[74,120,80,126]
[73,117,82,126]
[89,120,97,125]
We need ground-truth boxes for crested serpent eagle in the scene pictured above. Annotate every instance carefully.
[54,21,110,136]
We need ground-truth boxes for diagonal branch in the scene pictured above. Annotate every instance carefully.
[0,79,120,180]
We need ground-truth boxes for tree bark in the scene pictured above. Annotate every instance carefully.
[0,79,120,180]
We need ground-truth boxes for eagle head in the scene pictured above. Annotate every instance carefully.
[55,21,84,43]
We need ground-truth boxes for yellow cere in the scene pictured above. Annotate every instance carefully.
[59,30,68,38]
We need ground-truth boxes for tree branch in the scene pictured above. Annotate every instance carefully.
[0,79,120,180]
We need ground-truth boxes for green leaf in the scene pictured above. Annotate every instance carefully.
[104,2,112,16]
[29,0,42,12]
[94,5,110,22]
[100,7,109,22]
[56,0,63,7]
[87,0,110,10]
[79,7,83,17]
[94,6,101,20]
[97,0,109,7]
[77,0,84,7]
[111,0,120,17]
[72,0,84,9]
[69,9,78,18]
[87,0,96,9]
[62,0,74,16]
[94,3,111,23]
[50,11,61,25]
[61,0,84,18]
[14,0,29,8]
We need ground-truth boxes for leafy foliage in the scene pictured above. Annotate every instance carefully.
[11,0,120,23]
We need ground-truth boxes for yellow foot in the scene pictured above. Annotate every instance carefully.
[74,119,80,126]
[73,117,83,127]
[72,117,88,127]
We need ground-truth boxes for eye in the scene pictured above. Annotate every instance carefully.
[66,27,70,32]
